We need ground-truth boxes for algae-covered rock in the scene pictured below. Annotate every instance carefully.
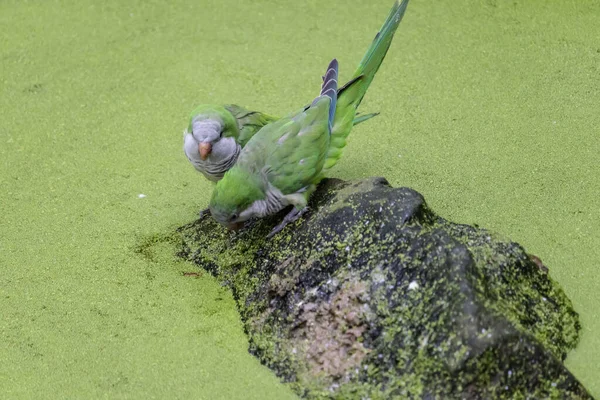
[177,177,592,399]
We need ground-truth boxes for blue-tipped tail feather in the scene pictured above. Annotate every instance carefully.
[320,59,339,131]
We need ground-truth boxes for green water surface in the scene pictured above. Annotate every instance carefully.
[1,0,598,398]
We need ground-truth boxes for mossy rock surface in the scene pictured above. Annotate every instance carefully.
[177,177,592,399]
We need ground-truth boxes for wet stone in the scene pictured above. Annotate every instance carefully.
[177,177,593,399]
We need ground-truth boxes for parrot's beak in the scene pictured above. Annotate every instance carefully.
[227,222,244,231]
[198,142,212,160]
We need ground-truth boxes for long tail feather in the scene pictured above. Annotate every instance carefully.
[346,0,409,108]
[324,0,409,171]
[320,59,339,131]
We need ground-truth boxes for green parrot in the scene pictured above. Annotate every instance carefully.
[183,104,376,218]
[208,0,409,236]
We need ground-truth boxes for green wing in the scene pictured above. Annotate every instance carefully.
[237,97,331,196]
[266,97,331,194]
[224,104,279,147]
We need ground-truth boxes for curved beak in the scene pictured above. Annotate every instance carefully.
[198,142,212,160]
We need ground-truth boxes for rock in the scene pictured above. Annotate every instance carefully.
[176,178,592,399]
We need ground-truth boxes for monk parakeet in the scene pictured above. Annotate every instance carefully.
[183,104,375,219]
[209,0,409,236]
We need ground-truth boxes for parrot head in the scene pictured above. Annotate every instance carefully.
[184,114,240,181]
[209,168,265,230]
[188,117,223,160]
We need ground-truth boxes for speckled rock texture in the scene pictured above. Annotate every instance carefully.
[177,177,592,399]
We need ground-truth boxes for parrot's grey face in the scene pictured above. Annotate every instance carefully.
[190,118,223,160]
[211,200,265,231]
[209,167,265,230]
[210,192,264,231]
[210,205,251,231]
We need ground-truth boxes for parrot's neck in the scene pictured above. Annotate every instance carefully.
[244,184,288,219]
[200,137,240,181]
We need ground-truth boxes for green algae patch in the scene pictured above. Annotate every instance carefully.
[178,178,591,398]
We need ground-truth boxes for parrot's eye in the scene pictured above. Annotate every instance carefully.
[230,213,238,221]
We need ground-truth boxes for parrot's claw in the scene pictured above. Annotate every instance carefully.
[267,207,309,239]
[198,207,210,219]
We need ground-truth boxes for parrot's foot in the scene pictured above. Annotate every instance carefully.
[267,207,309,239]
[198,207,210,220]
